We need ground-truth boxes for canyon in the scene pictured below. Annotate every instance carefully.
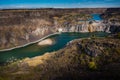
[0,8,120,80]
[0,8,120,50]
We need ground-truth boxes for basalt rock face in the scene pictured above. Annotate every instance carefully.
[0,8,119,49]
[101,8,120,21]
[58,21,111,33]
[101,8,120,33]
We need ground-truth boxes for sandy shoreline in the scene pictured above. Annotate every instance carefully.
[38,38,54,46]
[0,33,59,52]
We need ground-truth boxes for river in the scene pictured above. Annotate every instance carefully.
[0,32,109,64]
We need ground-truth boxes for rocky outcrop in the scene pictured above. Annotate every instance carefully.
[68,38,120,57]
[101,8,120,33]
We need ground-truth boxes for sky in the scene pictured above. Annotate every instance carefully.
[0,0,120,9]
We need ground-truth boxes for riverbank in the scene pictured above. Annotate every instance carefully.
[0,33,59,52]
[0,32,109,65]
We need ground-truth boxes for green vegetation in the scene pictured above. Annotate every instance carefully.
[116,32,120,39]
[88,61,97,70]
[90,34,97,39]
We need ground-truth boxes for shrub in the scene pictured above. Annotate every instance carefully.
[90,34,96,39]
[117,32,120,39]
[88,61,97,70]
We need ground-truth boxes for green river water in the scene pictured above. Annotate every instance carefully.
[0,32,109,64]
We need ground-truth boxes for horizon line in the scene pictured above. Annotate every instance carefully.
[0,7,120,10]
